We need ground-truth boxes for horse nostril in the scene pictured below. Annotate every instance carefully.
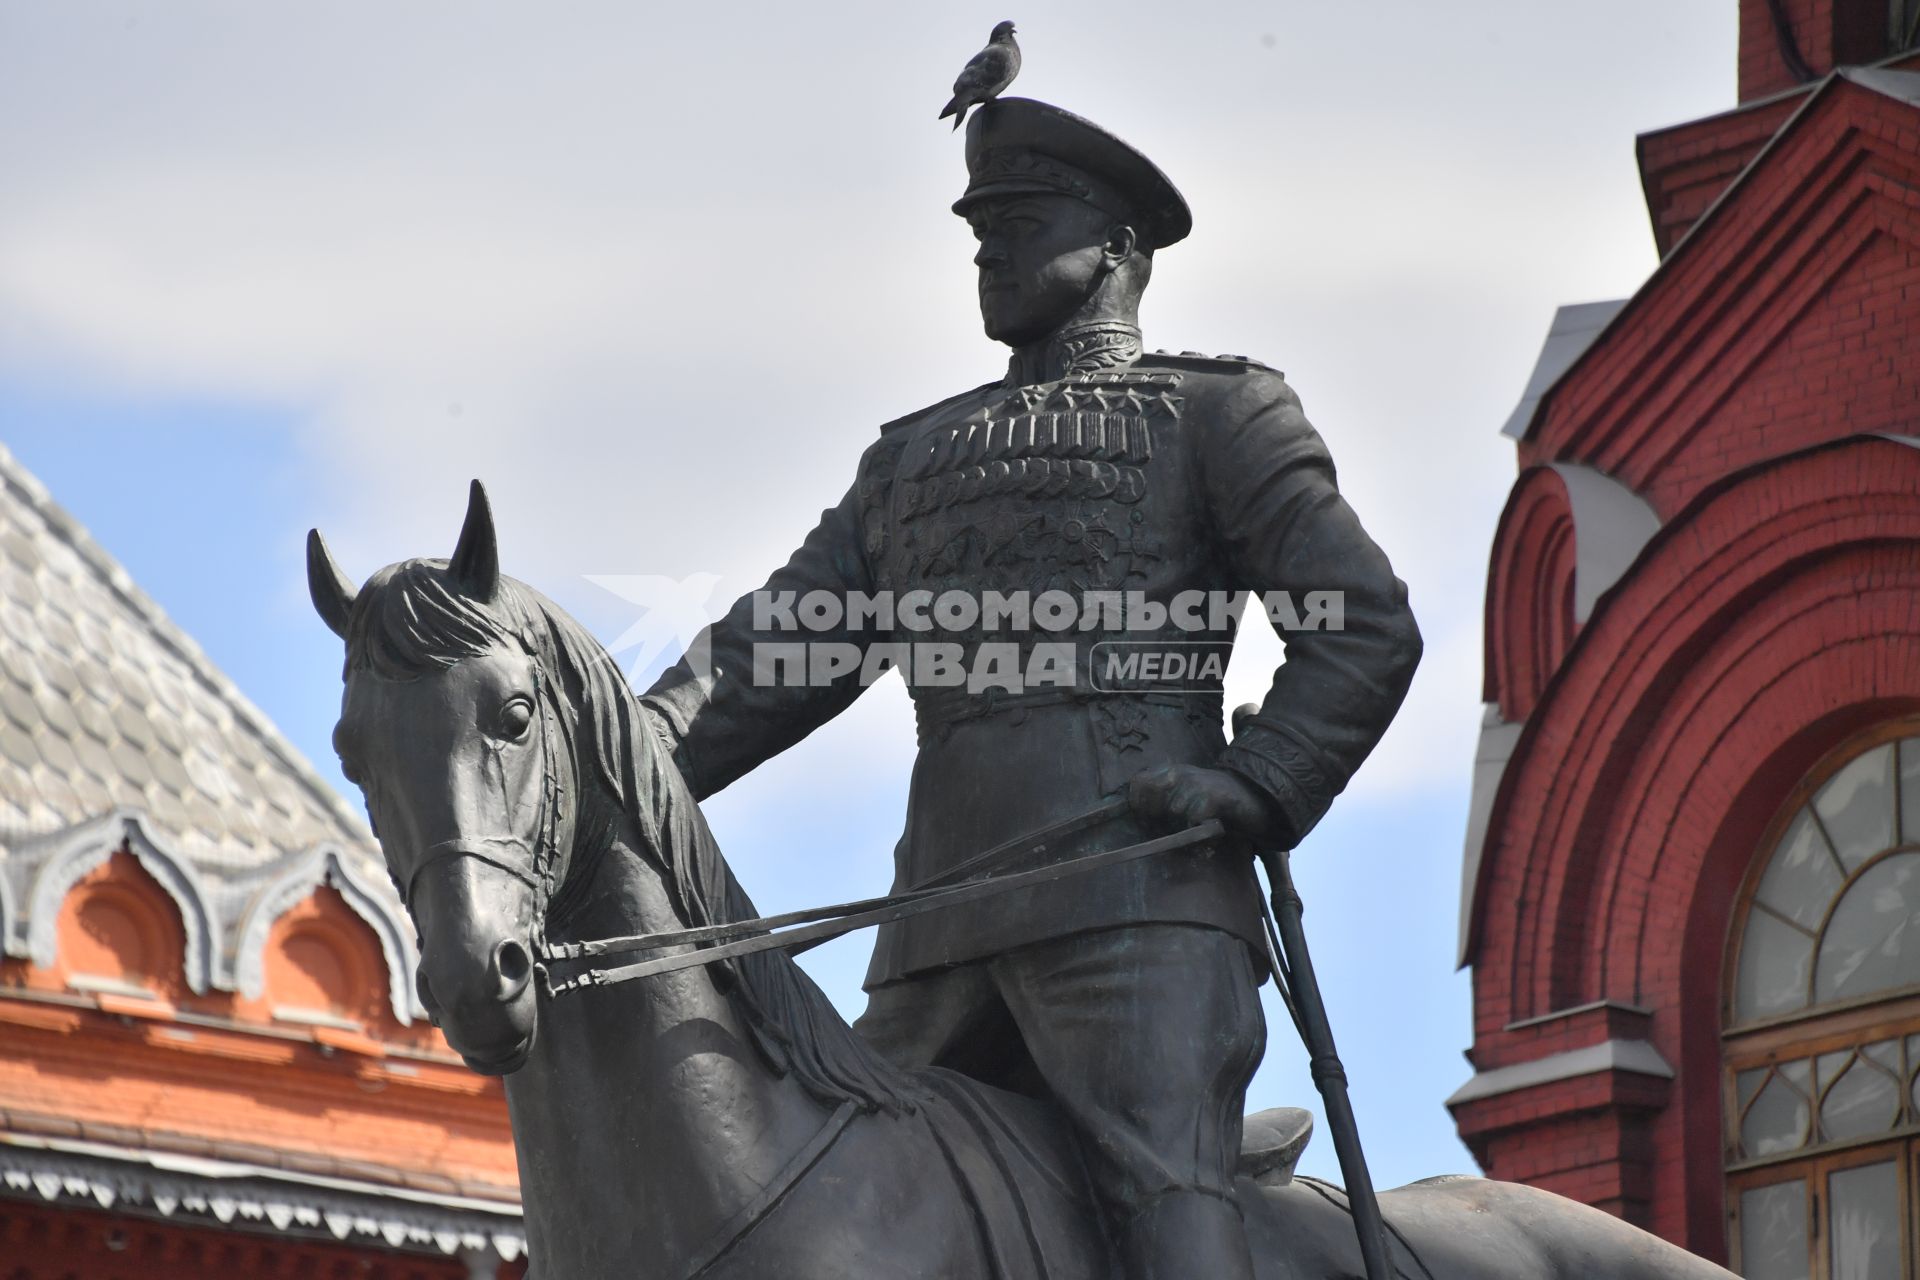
[493,939,533,996]
[414,966,443,1026]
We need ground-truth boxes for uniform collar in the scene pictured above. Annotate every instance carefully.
[1004,321,1142,386]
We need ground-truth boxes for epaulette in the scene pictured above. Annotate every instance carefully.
[877,381,1002,435]
[1137,349,1282,378]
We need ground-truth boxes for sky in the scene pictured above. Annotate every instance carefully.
[0,2,1738,1187]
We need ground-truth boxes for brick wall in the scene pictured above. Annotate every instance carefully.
[1738,0,1892,101]
[1467,7,1920,1262]
[1638,96,1802,257]
[1462,439,1920,1260]
[1524,79,1920,509]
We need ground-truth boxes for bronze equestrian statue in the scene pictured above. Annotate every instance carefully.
[302,62,1737,1279]
[306,489,1733,1279]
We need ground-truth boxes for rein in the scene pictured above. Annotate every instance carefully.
[393,671,1225,1008]
[540,801,1224,995]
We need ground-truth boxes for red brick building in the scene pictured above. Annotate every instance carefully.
[1454,3,1920,1274]
[0,446,524,1278]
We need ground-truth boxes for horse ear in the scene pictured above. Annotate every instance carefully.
[449,479,500,602]
[306,529,358,640]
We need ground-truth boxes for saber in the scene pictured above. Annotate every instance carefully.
[1258,846,1394,1279]
[1236,707,1393,1280]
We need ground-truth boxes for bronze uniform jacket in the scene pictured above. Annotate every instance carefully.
[643,350,1422,987]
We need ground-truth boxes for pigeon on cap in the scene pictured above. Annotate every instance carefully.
[953,97,1193,250]
[939,21,1021,130]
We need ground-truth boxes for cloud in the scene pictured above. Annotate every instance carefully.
[0,0,1738,1183]
[0,2,1732,807]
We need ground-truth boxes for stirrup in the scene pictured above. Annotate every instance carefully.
[1237,1106,1313,1187]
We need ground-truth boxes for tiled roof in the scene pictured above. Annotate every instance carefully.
[0,445,416,1015]
[0,452,497,1248]
[0,443,369,869]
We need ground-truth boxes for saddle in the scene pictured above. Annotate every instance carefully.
[904,1082,1317,1279]
[1238,1106,1314,1187]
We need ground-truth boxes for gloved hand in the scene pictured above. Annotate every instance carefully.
[1127,763,1282,842]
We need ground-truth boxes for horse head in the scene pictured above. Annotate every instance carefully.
[308,481,577,1075]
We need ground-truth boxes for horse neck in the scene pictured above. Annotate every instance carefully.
[504,801,835,1278]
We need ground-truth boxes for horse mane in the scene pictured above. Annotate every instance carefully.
[346,559,920,1115]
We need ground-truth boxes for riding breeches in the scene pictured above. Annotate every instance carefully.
[854,923,1266,1279]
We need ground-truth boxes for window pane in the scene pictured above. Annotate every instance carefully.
[1864,1039,1907,1130]
[1739,1179,1809,1280]
[1815,852,1920,1004]
[1815,745,1896,872]
[1818,1050,1900,1142]
[1736,1066,1771,1156]
[1828,1160,1901,1280]
[1900,2,1920,55]
[1738,909,1815,1019]
[1758,811,1845,931]
[1743,1062,1812,1157]
[1902,738,1920,845]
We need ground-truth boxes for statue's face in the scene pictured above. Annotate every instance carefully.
[968,194,1114,346]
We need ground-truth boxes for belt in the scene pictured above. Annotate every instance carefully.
[911,684,1221,744]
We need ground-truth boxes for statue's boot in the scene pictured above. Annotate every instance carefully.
[1115,1190,1256,1280]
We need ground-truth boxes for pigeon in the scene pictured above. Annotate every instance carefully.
[939,21,1021,130]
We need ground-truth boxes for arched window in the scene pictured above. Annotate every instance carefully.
[261,887,385,1032]
[54,851,187,1001]
[1725,726,1920,1277]
[1896,0,1920,56]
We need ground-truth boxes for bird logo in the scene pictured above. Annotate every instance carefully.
[940,21,1021,130]
[584,572,725,683]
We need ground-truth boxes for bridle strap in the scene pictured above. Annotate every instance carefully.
[402,841,545,907]
[396,668,566,933]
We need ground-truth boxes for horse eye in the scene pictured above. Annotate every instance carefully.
[497,697,534,740]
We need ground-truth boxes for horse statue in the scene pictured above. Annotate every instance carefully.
[306,483,1735,1280]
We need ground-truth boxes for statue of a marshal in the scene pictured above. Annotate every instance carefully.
[642,95,1423,1279]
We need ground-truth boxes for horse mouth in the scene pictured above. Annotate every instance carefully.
[460,1027,535,1076]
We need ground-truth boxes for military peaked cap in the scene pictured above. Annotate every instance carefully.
[954,97,1193,250]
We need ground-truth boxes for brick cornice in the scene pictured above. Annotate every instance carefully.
[1482,467,1577,719]
[1448,1037,1674,1110]
[1527,75,1920,493]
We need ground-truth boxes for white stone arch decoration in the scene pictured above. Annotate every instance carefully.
[1544,462,1661,623]
[232,845,420,1025]
[25,810,217,994]
[0,858,18,959]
